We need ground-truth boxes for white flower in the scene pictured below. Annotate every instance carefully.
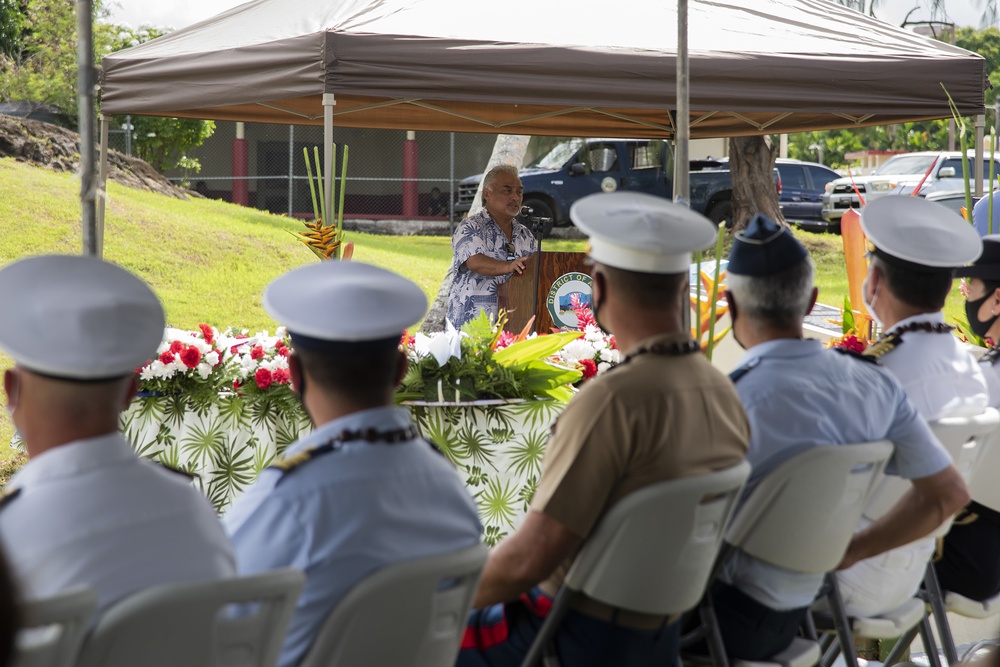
[597,362,611,374]
[599,348,617,363]
[275,326,287,338]
[196,363,213,380]
[205,351,220,367]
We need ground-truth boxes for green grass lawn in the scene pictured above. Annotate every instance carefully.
[0,157,970,475]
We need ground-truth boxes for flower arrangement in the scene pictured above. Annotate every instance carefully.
[826,296,871,353]
[550,294,619,382]
[397,311,584,404]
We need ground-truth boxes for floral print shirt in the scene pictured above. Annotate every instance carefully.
[447,209,537,328]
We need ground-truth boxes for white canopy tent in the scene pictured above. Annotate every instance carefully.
[97,0,987,246]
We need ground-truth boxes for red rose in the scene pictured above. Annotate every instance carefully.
[608,336,618,350]
[255,368,273,389]
[580,358,598,379]
[198,324,215,346]
[230,345,241,355]
[273,368,291,384]
[250,345,265,360]
[277,345,290,357]
[179,346,201,368]
[159,351,174,365]
[169,340,184,354]
[233,380,242,390]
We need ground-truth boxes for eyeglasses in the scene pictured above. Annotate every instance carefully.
[505,242,516,261]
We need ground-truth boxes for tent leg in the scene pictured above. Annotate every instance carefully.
[323,93,335,225]
[97,114,109,260]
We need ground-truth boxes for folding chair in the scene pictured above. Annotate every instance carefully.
[815,409,1000,667]
[298,542,488,667]
[11,587,95,667]
[520,459,752,667]
[74,568,304,667]
[697,441,894,667]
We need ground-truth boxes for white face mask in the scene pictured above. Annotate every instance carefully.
[862,273,883,329]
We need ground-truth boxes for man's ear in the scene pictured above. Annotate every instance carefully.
[288,353,303,395]
[122,374,140,410]
[4,369,18,412]
[724,290,737,319]
[807,286,819,316]
[394,349,409,387]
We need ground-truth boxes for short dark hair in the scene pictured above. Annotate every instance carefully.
[294,345,400,404]
[602,265,687,309]
[873,256,952,311]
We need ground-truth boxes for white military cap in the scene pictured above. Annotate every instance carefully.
[860,195,982,272]
[0,255,165,380]
[264,261,427,350]
[570,192,717,273]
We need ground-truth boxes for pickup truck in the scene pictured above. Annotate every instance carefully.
[821,151,998,229]
[453,138,753,235]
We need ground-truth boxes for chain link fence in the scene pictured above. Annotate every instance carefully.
[106,120,523,221]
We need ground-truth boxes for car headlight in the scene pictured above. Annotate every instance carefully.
[871,181,894,192]
[825,182,836,193]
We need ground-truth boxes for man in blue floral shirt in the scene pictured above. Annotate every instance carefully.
[447,164,537,327]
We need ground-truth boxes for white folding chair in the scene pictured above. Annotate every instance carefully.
[298,542,488,667]
[816,409,1000,667]
[74,569,304,667]
[12,587,96,667]
[521,459,752,667]
[699,441,894,667]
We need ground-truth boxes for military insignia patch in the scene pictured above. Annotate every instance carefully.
[863,332,903,360]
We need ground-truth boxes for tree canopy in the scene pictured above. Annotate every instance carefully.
[0,0,214,174]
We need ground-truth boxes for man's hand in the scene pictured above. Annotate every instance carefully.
[509,257,528,274]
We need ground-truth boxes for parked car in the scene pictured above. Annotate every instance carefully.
[774,159,840,229]
[922,190,977,219]
[821,151,998,230]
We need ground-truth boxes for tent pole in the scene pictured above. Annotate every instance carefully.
[97,114,109,260]
[675,0,691,333]
[77,0,98,256]
[323,93,335,225]
[975,114,985,198]
[673,0,690,208]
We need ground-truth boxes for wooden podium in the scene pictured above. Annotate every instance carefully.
[498,251,590,333]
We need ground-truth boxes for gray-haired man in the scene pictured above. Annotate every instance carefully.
[447,164,537,328]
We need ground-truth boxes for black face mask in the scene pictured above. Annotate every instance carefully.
[966,294,1000,340]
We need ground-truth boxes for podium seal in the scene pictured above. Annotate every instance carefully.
[546,272,593,329]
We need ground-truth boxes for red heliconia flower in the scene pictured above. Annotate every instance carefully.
[250,345,265,360]
[169,340,184,354]
[580,358,598,380]
[834,335,867,354]
[179,346,201,369]
[254,367,273,390]
[273,368,291,385]
[198,324,215,346]
[159,351,175,365]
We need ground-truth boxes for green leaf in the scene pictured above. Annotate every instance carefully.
[477,476,519,531]
[493,332,583,366]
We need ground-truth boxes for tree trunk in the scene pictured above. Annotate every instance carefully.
[729,135,784,231]
[421,134,531,332]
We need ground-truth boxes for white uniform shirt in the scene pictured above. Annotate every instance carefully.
[0,432,236,617]
[878,312,989,420]
[223,406,482,667]
[834,313,989,615]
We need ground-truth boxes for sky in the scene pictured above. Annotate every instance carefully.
[104,0,988,32]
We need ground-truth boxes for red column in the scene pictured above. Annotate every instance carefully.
[232,130,249,207]
[402,131,419,218]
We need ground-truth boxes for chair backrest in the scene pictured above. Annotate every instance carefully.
[727,441,893,573]
[970,410,1000,512]
[12,587,96,667]
[74,569,304,667]
[562,459,750,617]
[298,542,488,667]
[865,409,1000,530]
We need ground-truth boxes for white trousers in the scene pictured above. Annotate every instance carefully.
[833,537,935,617]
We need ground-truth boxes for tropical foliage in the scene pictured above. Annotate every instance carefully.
[407,399,565,545]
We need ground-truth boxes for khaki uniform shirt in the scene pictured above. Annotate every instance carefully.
[531,331,750,595]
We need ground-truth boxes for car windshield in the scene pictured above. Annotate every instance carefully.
[527,139,586,170]
[873,155,938,176]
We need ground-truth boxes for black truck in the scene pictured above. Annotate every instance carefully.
[453,138,761,235]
